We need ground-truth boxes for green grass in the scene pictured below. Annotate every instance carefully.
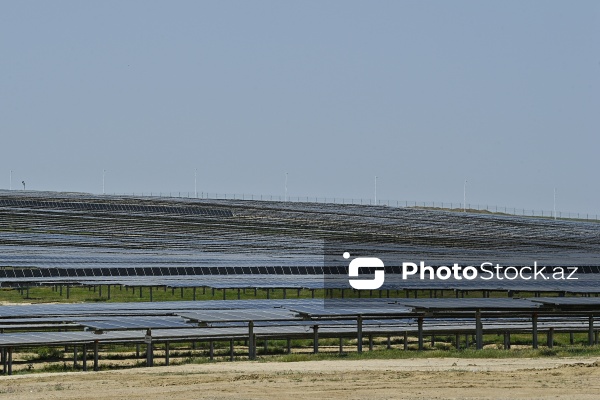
[0,286,331,304]
[0,285,577,304]
[9,337,600,375]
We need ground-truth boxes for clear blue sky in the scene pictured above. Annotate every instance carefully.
[1,1,598,214]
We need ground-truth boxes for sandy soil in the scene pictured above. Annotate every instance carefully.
[1,357,600,399]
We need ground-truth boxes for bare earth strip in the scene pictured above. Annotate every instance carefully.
[1,358,600,399]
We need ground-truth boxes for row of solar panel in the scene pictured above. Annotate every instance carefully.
[0,266,332,277]
[0,265,599,279]
[0,199,232,217]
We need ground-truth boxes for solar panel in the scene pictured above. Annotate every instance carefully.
[180,309,300,323]
[76,317,193,331]
[531,297,600,307]
[396,298,541,310]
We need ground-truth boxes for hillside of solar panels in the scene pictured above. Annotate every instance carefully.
[1,191,599,296]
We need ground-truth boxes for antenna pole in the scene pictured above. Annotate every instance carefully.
[285,172,288,202]
[553,188,557,220]
[463,180,467,212]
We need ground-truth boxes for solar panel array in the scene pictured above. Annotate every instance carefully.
[1,273,599,295]
[1,191,599,296]
[0,298,600,349]
[0,197,232,217]
[0,266,332,278]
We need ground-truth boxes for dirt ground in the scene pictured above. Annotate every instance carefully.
[1,357,599,399]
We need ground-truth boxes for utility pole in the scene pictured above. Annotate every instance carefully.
[9,170,12,190]
[195,168,197,198]
[553,188,557,220]
[102,170,106,195]
[285,172,288,202]
[375,176,377,205]
[463,180,467,212]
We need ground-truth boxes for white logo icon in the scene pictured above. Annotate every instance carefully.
[345,252,385,290]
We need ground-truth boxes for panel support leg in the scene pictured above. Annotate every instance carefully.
[313,325,319,354]
[476,311,483,350]
[357,316,363,353]
[532,313,538,349]
[1,348,5,375]
[589,316,594,346]
[93,341,99,371]
[82,344,87,371]
[7,347,12,376]
[248,321,255,360]
[418,317,424,351]
[504,332,511,350]
[146,342,154,367]
[165,342,170,366]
